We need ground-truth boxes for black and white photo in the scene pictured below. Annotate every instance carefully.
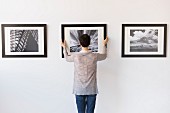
[122,24,167,57]
[1,24,47,58]
[70,30,98,52]
[61,24,106,58]
[10,30,39,52]
[130,29,158,52]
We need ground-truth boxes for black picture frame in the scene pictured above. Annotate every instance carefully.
[122,24,167,57]
[61,24,107,58]
[1,24,47,58]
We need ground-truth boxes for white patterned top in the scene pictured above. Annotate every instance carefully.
[64,46,107,95]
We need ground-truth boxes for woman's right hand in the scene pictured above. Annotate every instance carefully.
[103,36,109,46]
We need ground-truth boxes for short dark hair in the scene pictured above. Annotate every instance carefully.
[79,34,90,47]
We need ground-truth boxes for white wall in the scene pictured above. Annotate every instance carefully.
[0,0,170,113]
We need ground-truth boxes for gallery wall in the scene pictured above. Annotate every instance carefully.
[0,0,170,113]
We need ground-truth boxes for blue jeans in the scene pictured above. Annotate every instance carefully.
[75,94,97,113]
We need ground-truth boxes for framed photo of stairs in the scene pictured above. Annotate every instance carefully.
[1,24,47,58]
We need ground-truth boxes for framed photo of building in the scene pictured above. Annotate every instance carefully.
[122,24,167,57]
[61,24,107,58]
[1,24,47,58]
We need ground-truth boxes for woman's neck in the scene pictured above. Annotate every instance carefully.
[81,47,89,52]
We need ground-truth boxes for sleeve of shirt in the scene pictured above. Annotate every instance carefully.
[63,48,74,62]
[97,45,107,61]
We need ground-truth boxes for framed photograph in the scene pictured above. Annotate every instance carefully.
[1,24,47,58]
[61,24,107,58]
[122,24,167,57]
